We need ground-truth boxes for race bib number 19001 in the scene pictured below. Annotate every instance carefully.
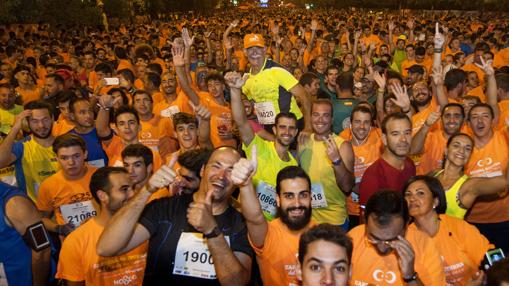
[173,232,230,279]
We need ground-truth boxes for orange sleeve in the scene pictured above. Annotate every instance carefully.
[56,233,85,281]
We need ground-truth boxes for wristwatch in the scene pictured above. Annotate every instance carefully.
[403,272,418,283]
[332,158,342,166]
[204,226,222,239]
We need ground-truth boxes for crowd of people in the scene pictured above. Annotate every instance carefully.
[1,7,509,286]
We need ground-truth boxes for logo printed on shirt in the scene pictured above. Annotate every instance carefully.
[373,269,397,284]
[476,157,493,167]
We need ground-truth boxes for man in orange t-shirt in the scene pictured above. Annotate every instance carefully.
[340,106,383,228]
[95,100,163,168]
[411,103,465,175]
[465,103,509,253]
[153,72,194,118]
[348,190,446,286]
[37,134,98,237]
[235,157,315,286]
[121,144,170,203]
[132,90,177,159]
[56,167,147,285]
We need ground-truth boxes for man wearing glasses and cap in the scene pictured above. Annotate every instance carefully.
[241,33,312,133]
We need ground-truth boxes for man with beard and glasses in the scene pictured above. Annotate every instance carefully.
[56,167,149,285]
[226,71,298,220]
[410,103,465,175]
[298,99,355,229]
[348,190,445,285]
[359,113,415,209]
[0,100,60,202]
[97,147,254,285]
[232,157,315,286]
[340,105,383,228]
[153,72,194,119]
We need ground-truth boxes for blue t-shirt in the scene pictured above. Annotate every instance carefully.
[69,128,108,168]
[0,182,33,286]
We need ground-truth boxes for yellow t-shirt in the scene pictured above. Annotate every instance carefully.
[299,134,347,225]
[243,135,297,220]
[13,136,60,201]
[0,105,23,135]
[242,58,303,123]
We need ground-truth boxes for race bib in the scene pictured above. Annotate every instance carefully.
[311,183,327,209]
[60,200,97,227]
[254,102,276,125]
[256,182,278,218]
[87,159,106,168]
[173,232,230,279]
[0,263,7,286]
[160,106,180,118]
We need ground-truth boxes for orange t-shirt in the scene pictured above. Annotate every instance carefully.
[88,71,98,89]
[139,115,174,154]
[134,78,145,90]
[462,64,485,86]
[56,218,147,285]
[466,86,486,102]
[412,100,439,135]
[250,219,316,286]
[496,99,509,130]
[340,128,383,216]
[153,91,194,119]
[416,130,447,175]
[410,215,493,286]
[104,135,164,170]
[465,129,509,223]
[493,47,509,68]
[348,224,446,286]
[151,91,165,105]
[200,94,236,148]
[36,167,97,226]
[117,59,135,74]
[15,86,42,104]
[52,119,75,137]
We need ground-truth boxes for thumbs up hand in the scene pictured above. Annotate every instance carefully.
[231,145,258,187]
[187,189,217,235]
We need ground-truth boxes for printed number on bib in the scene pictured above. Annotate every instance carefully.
[173,232,230,279]
[60,200,97,227]
[254,102,276,125]
[311,183,327,209]
[256,182,278,218]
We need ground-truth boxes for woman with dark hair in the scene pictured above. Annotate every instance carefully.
[404,175,493,285]
[433,133,509,219]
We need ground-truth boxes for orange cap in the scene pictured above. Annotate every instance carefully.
[243,34,265,49]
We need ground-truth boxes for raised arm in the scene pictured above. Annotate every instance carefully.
[326,137,355,194]
[477,57,500,121]
[95,94,114,139]
[230,146,268,248]
[410,107,440,155]
[195,104,213,149]
[0,110,30,168]
[290,83,312,131]
[172,41,200,106]
[306,19,318,53]
[461,173,509,210]
[97,166,176,256]
[225,72,255,145]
